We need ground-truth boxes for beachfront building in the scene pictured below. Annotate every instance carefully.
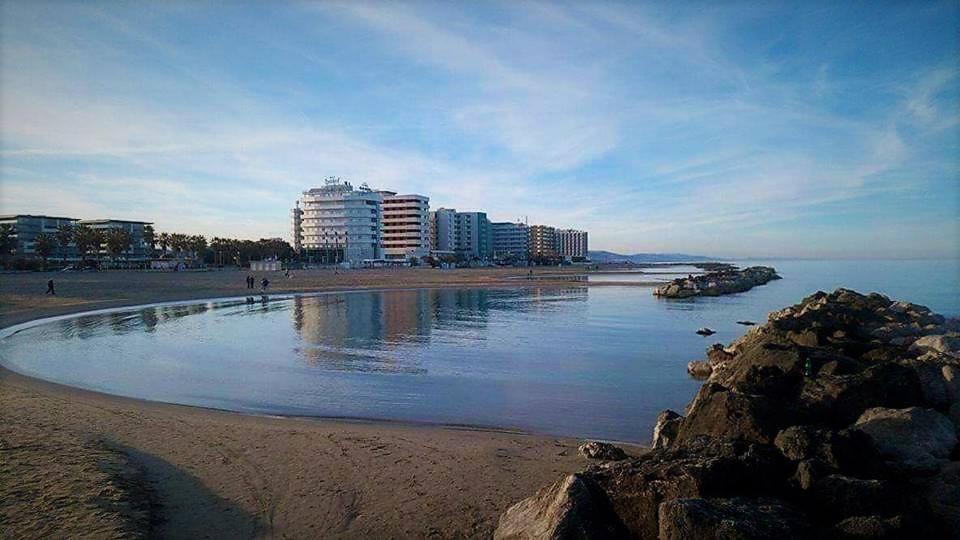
[528,225,557,260]
[555,229,589,259]
[491,221,529,262]
[79,219,154,261]
[455,211,492,260]
[429,208,458,257]
[0,214,78,260]
[379,192,430,261]
[292,178,384,264]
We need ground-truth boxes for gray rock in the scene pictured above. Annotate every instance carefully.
[494,473,628,539]
[657,497,812,540]
[586,437,788,538]
[911,334,960,358]
[578,441,628,461]
[832,515,903,538]
[687,360,712,379]
[853,406,957,473]
[651,410,682,450]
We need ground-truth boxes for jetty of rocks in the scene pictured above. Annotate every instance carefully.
[495,289,960,539]
[653,265,780,298]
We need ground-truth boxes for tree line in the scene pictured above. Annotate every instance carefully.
[0,222,294,270]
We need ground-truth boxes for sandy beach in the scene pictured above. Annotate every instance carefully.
[0,267,643,538]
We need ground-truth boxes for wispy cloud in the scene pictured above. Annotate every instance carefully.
[0,0,957,257]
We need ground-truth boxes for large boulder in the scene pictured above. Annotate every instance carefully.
[578,441,628,461]
[676,384,786,444]
[493,473,628,539]
[853,407,957,473]
[773,426,877,476]
[658,497,812,539]
[807,474,898,521]
[797,362,924,426]
[651,409,682,450]
[916,461,960,537]
[832,515,903,538]
[585,437,787,538]
[911,334,960,358]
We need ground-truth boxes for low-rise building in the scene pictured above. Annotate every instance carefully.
[79,219,154,261]
[0,214,78,260]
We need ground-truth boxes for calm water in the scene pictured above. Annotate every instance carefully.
[1,259,957,443]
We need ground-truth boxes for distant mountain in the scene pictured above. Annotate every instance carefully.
[588,250,716,264]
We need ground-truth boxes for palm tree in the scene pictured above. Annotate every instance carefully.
[105,228,131,266]
[55,223,74,266]
[0,224,15,267]
[143,224,156,259]
[33,232,56,270]
[157,232,170,259]
[73,225,102,265]
[190,235,207,263]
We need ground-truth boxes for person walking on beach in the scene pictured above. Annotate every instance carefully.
[45,279,55,295]
[260,277,269,291]
[246,275,254,289]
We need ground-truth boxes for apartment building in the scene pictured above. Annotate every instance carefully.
[528,225,557,259]
[454,211,492,260]
[379,192,430,260]
[429,208,458,255]
[555,229,589,259]
[491,221,529,261]
[292,178,383,264]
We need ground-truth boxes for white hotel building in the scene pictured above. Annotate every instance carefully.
[291,178,383,264]
[379,191,431,260]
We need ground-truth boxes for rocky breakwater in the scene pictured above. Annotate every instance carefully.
[653,265,780,299]
[495,289,960,539]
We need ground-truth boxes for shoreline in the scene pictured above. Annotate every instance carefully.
[0,268,646,538]
[0,278,655,445]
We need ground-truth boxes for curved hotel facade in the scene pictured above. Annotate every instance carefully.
[292,178,383,263]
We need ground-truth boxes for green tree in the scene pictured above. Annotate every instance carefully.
[190,234,207,262]
[0,224,15,257]
[33,232,56,270]
[104,228,132,264]
[143,224,156,258]
[73,225,102,264]
[157,232,170,258]
[55,223,74,265]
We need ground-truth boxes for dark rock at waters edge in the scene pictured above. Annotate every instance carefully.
[495,289,960,539]
[654,265,781,299]
[695,327,715,336]
[737,320,757,326]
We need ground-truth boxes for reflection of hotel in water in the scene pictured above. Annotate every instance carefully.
[291,287,588,348]
[292,289,489,347]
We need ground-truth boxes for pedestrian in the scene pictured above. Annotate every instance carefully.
[45,279,55,295]
[260,277,269,291]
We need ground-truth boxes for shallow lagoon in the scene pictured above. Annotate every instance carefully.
[1,259,957,443]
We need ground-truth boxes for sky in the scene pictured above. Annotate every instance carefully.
[1,1,958,259]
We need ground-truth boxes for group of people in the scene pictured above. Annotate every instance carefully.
[245,275,269,291]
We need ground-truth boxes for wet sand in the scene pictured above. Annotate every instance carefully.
[0,268,642,538]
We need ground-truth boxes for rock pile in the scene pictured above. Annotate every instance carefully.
[653,266,781,298]
[495,289,960,539]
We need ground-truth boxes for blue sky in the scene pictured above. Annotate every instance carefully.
[1,1,958,258]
